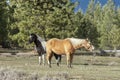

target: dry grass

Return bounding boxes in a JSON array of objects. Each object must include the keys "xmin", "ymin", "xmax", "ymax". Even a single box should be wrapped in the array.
[
  {"xmin": 0, "ymin": 68, "xmax": 39, "ymax": 80},
  {"xmin": 0, "ymin": 53, "xmax": 120, "ymax": 80},
  {"xmin": 0, "ymin": 68, "xmax": 70, "ymax": 80}
]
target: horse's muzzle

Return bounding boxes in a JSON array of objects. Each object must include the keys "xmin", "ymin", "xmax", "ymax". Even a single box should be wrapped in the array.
[{"xmin": 88, "ymin": 45, "xmax": 95, "ymax": 52}]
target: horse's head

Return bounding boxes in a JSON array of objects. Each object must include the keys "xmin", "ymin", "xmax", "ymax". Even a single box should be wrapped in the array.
[
  {"xmin": 29, "ymin": 33, "xmax": 37, "ymax": 43},
  {"xmin": 83, "ymin": 38, "xmax": 94, "ymax": 51}
]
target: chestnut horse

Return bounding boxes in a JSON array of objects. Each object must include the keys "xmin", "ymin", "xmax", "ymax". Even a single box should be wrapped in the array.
[{"xmin": 46, "ymin": 38, "xmax": 94, "ymax": 68}]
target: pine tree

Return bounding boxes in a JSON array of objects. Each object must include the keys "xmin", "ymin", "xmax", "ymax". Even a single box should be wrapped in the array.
[
  {"xmin": 99, "ymin": 0, "xmax": 117, "ymax": 49},
  {"xmin": 0, "ymin": 0, "xmax": 10, "ymax": 48},
  {"xmin": 84, "ymin": 0, "xmax": 99, "ymax": 47},
  {"xmin": 9, "ymin": 0, "xmax": 77, "ymax": 48}
]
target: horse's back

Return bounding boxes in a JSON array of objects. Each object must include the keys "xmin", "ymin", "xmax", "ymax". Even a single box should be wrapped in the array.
[
  {"xmin": 46, "ymin": 38, "xmax": 70, "ymax": 47},
  {"xmin": 46, "ymin": 38, "xmax": 64, "ymax": 49}
]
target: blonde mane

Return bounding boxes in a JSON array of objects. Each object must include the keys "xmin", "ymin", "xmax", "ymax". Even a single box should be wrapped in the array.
[{"xmin": 68, "ymin": 38, "xmax": 85, "ymax": 49}]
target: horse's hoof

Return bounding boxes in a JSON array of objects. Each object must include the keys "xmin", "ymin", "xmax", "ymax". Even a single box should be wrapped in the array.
[
  {"xmin": 67, "ymin": 66, "xmax": 72, "ymax": 68},
  {"xmin": 49, "ymin": 65, "xmax": 52, "ymax": 68},
  {"xmin": 70, "ymin": 66, "xmax": 72, "ymax": 68},
  {"xmin": 39, "ymin": 63, "xmax": 42, "ymax": 65},
  {"xmin": 57, "ymin": 63, "xmax": 59, "ymax": 66}
]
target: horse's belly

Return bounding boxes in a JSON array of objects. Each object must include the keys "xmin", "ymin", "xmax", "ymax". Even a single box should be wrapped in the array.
[{"xmin": 52, "ymin": 48, "xmax": 65, "ymax": 55}]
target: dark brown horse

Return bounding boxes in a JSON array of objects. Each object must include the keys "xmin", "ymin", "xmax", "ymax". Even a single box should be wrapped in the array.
[{"xmin": 46, "ymin": 38, "xmax": 94, "ymax": 68}]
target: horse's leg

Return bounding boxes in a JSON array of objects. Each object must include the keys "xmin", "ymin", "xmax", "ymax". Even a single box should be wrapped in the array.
[
  {"xmin": 57, "ymin": 55, "xmax": 62, "ymax": 66},
  {"xmin": 56, "ymin": 55, "xmax": 61, "ymax": 66},
  {"xmin": 53, "ymin": 53, "xmax": 59, "ymax": 66},
  {"xmin": 48, "ymin": 54, "xmax": 53, "ymax": 68},
  {"xmin": 54, "ymin": 53, "xmax": 61, "ymax": 66},
  {"xmin": 39, "ymin": 55, "xmax": 42, "ymax": 65},
  {"xmin": 66, "ymin": 53, "xmax": 71, "ymax": 68},
  {"xmin": 42, "ymin": 54, "xmax": 45, "ymax": 65},
  {"xmin": 70, "ymin": 54, "xmax": 73, "ymax": 68},
  {"xmin": 47, "ymin": 51, "xmax": 53, "ymax": 68},
  {"xmin": 37, "ymin": 51, "xmax": 42, "ymax": 65}
]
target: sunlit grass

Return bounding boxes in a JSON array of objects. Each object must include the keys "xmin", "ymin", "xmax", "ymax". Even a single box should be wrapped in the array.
[{"xmin": 0, "ymin": 55, "xmax": 120, "ymax": 80}]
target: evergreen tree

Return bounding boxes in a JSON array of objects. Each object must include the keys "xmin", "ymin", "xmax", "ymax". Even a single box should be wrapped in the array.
[
  {"xmin": 9, "ymin": 0, "xmax": 77, "ymax": 48},
  {"xmin": 99, "ymin": 0, "xmax": 117, "ymax": 49},
  {"xmin": 84, "ymin": 0, "xmax": 99, "ymax": 47},
  {"xmin": 0, "ymin": 0, "xmax": 10, "ymax": 48},
  {"xmin": 94, "ymin": 2, "xmax": 102, "ymax": 33}
]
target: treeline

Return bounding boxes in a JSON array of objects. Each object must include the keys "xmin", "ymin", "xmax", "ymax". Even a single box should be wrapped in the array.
[{"xmin": 0, "ymin": 0, "xmax": 120, "ymax": 50}]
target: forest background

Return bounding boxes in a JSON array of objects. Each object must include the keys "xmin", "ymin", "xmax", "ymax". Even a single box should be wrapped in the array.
[{"xmin": 0, "ymin": 0, "xmax": 120, "ymax": 51}]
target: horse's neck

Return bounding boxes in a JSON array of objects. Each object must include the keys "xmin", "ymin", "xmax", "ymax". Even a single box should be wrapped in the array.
[
  {"xmin": 34, "ymin": 40, "xmax": 42, "ymax": 47},
  {"xmin": 68, "ymin": 38, "xmax": 84, "ymax": 49}
]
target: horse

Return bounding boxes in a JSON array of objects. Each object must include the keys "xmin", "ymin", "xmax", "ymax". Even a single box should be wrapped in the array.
[
  {"xmin": 46, "ymin": 38, "xmax": 94, "ymax": 68},
  {"xmin": 29, "ymin": 33, "xmax": 61, "ymax": 65}
]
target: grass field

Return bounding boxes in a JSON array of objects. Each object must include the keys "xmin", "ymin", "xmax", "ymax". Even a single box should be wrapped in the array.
[{"xmin": 0, "ymin": 53, "xmax": 120, "ymax": 80}]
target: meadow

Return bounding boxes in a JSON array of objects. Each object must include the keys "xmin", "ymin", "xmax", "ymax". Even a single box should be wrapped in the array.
[{"xmin": 0, "ymin": 52, "xmax": 120, "ymax": 80}]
